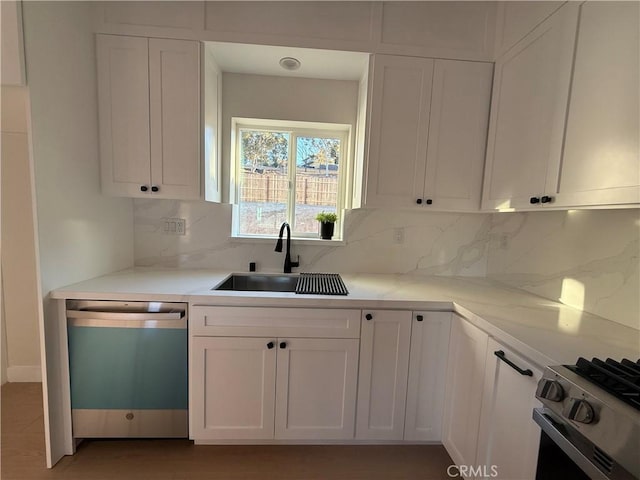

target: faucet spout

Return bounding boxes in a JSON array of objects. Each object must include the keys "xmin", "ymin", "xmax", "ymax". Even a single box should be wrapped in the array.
[{"xmin": 274, "ymin": 222, "xmax": 299, "ymax": 273}]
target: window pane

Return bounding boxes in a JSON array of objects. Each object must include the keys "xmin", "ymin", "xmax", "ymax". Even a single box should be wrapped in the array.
[
  {"xmin": 294, "ymin": 136, "xmax": 340, "ymax": 235},
  {"xmin": 238, "ymin": 130, "xmax": 290, "ymax": 236}
]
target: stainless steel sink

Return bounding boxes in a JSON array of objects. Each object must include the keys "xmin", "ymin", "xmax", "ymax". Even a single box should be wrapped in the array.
[{"xmin": 213, "ymin": 273, "xmax": 299, "ymax": 292}]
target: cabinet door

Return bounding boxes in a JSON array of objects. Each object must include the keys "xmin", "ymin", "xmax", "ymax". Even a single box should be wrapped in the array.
[
  {"xmin": 275, "ymin": 338, "xmax": 358, "ymax": 440},
  {"xmin": 556, "ymin": 2, "xmax": 639, "ymax": 207},
  {"xmin": 482, "ymin": 3, "xmax": 579, "ymax": 210},
  {"xmin": 364, "ymin": 54, "xmax": 434, "ymax": 208},
  {"xmin": 476, "ymin": 339, "xmax": 543, "ymax": 480},
  {"xmin": 442, "ymin": 315, "xmax": 489, "ymax": 473},
  {"xmin": 190, "ymin": 337, "xmax": 276, "ymax": 440},
  {"xmin": 149, "ymin": 38, "xmax": 200, "ymax": 200},
  {"xmin": 423, "ymin": 60, "xmax": 493, "ymax": 211},
  {"xmin": 404, "ymin": 312, "xmax": 451, "ymax": 442},
  {"xmin": 356, "ymin": 310, "xmax": 411, "ymax": 440},
  {"xmin": 97, "ymin": 34, "xmax": 151, "ymax": 197}
]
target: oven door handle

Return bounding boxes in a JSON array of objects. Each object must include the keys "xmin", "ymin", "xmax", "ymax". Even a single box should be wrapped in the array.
[{"xmin": 532, "ymin": 408, "xmax": 609, "ymax": 480}]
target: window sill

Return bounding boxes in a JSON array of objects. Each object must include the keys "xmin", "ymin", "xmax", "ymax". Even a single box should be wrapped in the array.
[{"xmin": 230, "ymin": 235, "xmax": 346, "ymax": 246}]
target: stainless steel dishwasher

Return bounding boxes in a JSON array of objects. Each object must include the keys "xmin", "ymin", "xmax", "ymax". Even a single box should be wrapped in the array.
[{"xmin": 66, "ymin": 300, "xmax": 188, "ymax": 438}]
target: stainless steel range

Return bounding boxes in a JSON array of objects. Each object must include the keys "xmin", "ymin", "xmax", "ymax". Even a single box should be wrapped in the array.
[{"xmin": 534, "ymin": 357, "xmax": 640, "ymax": 480}]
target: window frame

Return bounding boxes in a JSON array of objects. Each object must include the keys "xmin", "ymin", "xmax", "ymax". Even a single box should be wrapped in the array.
[{"xmin": 230, "ymin": 117, "xmax": 352, "ymax": 240}]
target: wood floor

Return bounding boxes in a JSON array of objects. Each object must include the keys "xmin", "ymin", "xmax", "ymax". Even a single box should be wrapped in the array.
[{"xmin": 1, "ymin": 383, "xmax": 454, "ymax": 479}]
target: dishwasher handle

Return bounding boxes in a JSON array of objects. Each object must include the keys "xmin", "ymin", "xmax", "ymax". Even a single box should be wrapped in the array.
[{"xmin": 67, "ymin": 310, "xmax": 186, "ymax": 329}]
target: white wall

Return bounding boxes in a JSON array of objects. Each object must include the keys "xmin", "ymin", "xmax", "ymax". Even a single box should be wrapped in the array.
[
  {"xmin": 487, "ymin": 209, "xmax": 640, "ymax": 330},
  {"xmin": 22, "ymin": 1, "xmax": 134, "ymax": 297},
  {"xmin": 18, "ymin": 1, "xmax": 135, "ymax": 385},
  {"xmin": 1, "ymin": 86, "xmax": 41, "ymax": 381}
]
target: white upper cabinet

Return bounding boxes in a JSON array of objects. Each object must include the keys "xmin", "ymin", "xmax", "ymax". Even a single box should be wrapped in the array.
[
  {"xmin": 97, "ymin": 34, "xmax": 200, "ymax": 199},
  {"xmin": 482, "ymin": 3, "xmax": 579, "ymax": 211},
  {"xmin": 557, "ymin": 1, "xmax": 639, "ymax": 207},
  {"xmin": 97, "ymin": 35, "xmax": 151, "ymax": 196},
  {"xmin": 423, "ymin": 60, "xmax": 493, "ymax": 211},
  {"xmin": 149, "ymin": 38, "xmax": 200, "ymax": 199},
  {"xmin": 203, "ymin": 46, "xmax": 222, "ymax": 203},
  {"xmin": 364, "ymin": 55, "xmax": 492, "ymax": 211},
  {"xmin": 378, "ymin": 2, "xmax": 496, "ymax": 61},
  {"xmin": 494, "ymin": 1, "xmax": 566, "ymax": 58},
  {"xmin": 365, "ymin": 54, "xmax": 434, "ymax": 209}
]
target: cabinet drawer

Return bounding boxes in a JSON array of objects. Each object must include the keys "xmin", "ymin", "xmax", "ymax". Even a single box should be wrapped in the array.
[{"xmin": 190, "ymin": 306, "xmax": 361, "ymax": 338}]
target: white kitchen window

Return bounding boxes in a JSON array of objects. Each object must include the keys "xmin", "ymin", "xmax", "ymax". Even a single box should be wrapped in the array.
[{"xmin": 231, "ymin": 118, "xmax": 350, "ymax": 240}]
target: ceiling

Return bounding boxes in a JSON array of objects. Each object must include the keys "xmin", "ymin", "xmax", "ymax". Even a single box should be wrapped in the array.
[{"xmin": 204, "ymin": 42, "xmax": 369, "ymax": 81}]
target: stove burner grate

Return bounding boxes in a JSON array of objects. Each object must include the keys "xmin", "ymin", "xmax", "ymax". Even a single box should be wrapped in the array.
[{"xmin": 567, "ymin": 357, "xmax": 640, "ymax": 410}]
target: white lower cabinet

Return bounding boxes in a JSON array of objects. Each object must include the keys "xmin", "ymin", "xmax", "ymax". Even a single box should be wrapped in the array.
[
  {"xmin": 404, "ymin": 312, "xmax": 451, "ymax": 442},
  {"xmin": 190, "ymin": 333, "xmax": 358, "ymax": 441},
  {"xmin": 356, "ymin": 310, "xmax": 452, "ymax": 442},
  {"xmin": 190, "ymin": 336, "xmax": 276, "ymax": 440},
  {"xmin": 442, "ymin": 315, "xmax": 489, "ymax": 473},
  {"xmin": 476, "ymin": 338, "xmax": 543, "ymax": 480},
  {"xmin": 356, "ymin": 310, "xmax": 412, "ymax": 440},
  {"xmin": 275, "ymin": 338, "xmax": 359, "ymax": 440}
]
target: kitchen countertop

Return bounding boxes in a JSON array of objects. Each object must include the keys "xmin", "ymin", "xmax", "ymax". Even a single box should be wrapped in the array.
[{"xmin": 51, "ymin": 268, "xmax": 640, "ymax": 367}]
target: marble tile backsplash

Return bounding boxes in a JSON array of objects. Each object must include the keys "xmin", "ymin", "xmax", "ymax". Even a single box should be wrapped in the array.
[
  {"xmin": 134, "ymin": 199, "xmax": 491, "ymax": 276},
  {"xmin": 486, "ymin": 209, "xmax": 640, "ymax": 330},
  {"xmin": 134, "ymin": 200, "xmax": 639, "ymax": 329}
]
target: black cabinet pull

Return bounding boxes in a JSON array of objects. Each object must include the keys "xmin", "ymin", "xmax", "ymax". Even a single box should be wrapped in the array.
[
  {"xmin": 140, "ymin": 185, "xmax": 149, "ymax": 192},
  {"xmin": 541, "ymin": 195, "xmax": 553, "ymax": 204},
  {"xmin": 151, "ymin": 185, "xmax": 159, "ymax": 192},
  {"xmin": 529, "ymin": 197, "xmax": 540, "ymax": 204},
  {"xmin": 267, "ymin": 341, "xmax": 274, "ymax": 349},
  {"xmin": 425, "ymin": 199, "xmax": 433, "ymax": 205},
  {"xmin": 279, "ymin": 341, "xmax": 287, "ymax": 349},
  {"xmin": 416, "ymin": 314, "xmax": 423, "ymax": 322},
  {"xmin": 365, "ymin": 313, "xmax": 373, "ymax": 321},
  {"xmin": 494, "ymin": 350, "xmax": 533, "ymax": 376},
  {"xmin": 416, "ymin": 198, "xmax": 423, "ymax": 205}
]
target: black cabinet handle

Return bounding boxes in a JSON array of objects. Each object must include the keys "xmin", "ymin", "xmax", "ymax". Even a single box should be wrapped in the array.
[
  {"xmin": 365, "ymin": 313, "xmax": 373, "ymax": 321},
  {"xmin": 279, "ymin": 341, "xmax": 287, "ymax": 349},
  {"xmin": 494, "ymin": 350, "xmax": 533, "ymax": 376},
  {"xmin": 267, "ymin": 341, "xmax": 274, "ymax": 349},
  {"xmin": 541, "ymin": 195, "xmax": 553, "ymax": 204},
  {"xmin": 416, "ymin": 198, "xmax": 423, "ymax": 205},
  {"xmin": 151, "ymin": 185, "xmax": 159, "ymax": 192},
  {"xmin": 416, "ymin": 314, "xmax": 423, "ymax": 322},
  {"xmin": 529, "ymin": 197, "xmax": 540, "ymax": 204},
  {"xmin": 140, "ymin": 185, "xmax": 149, "ymax": 192},
  {"xmin": 425, "ymin": 199, "xmax": 433, "ymax": 205}
]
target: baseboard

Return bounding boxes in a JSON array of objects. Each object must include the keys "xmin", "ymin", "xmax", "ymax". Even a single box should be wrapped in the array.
[{"xmin": 7, "ymin": 365, "xmax": 42, "ymax": 382}]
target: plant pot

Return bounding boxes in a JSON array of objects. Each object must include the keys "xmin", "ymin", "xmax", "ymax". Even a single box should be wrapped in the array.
[{"xmin": 319, "ymin": 221, "xmax": 335, "ymax": 240}]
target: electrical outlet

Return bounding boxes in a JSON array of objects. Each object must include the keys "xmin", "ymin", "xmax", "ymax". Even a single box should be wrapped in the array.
[
  {"xmin": 393, "ymin": 227, "xmax": 405, "ymax": 245},
  {"xmin": 163, "ymin": 218, "xmax": 186, "ymax": 236},
  {"xmin": 499, "ymin": 233, "xmax": 509, "ymax": 250}
]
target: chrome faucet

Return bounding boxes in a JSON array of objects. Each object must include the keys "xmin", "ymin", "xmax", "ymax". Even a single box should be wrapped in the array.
[{"xmin": 274, "ymin": 222, "xmax": 300, "ymax": 274}]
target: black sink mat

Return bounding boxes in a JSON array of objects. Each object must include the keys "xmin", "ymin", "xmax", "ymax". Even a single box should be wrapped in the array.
[{"xmin": 295, "ymin": 273, "xmax": 348, "ymax": 296}]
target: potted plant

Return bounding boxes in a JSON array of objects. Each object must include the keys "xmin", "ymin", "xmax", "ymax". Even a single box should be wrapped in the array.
[{"xmin": 316, "ymin": 212, "xmax": 338, "ymax": 240}]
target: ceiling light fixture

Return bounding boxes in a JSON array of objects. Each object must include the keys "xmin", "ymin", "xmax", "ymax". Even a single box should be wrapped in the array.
[{"xmin": 279, "ymin": 56, "xmax": 301, "ymax": 71}]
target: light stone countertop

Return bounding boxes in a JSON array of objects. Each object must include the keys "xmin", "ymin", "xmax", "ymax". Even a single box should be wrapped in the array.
[{"xmin": 51, "ymin": 268, "xmax": 640, "ymax": 367}]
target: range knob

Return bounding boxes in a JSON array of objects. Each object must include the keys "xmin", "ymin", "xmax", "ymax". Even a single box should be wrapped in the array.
[
  {"xmin": 563, "ymin": 398, "xmax": 596, "ymax": 424},
  {"xmin": 536, "ymin": 379, "xmax": 564, "ymax": 402}
]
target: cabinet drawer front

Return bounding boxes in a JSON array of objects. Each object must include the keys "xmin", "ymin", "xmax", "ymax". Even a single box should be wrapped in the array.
[{"xmin": 190, "ymin": 306, "xmax": 361, "ymax": 338}]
